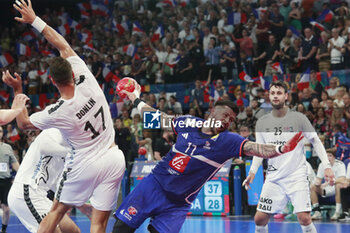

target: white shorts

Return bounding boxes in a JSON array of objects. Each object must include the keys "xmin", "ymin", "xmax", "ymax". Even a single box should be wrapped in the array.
[
  {"xmin": 321, "ymin": 185, "xmax": 335, "ymax": 198},
  {"xmin": 257, "ymin": 176, "xmax": 312, "ymax": 214},
  {"xmin": 56, "ymin": 146, "xmax": 125, "ymax": 211},
  {"xmin": 8, "ymin": 182, "xmax": 52, "ymax": 233}
]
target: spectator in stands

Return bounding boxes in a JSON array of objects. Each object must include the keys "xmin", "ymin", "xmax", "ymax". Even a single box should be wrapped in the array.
[
  {"xmin": 239, "ymin": 106, "xmax": 257, "ymax": 134},
  {"xmin": 176, "ymin": 45, "xmax": 194, "ymax": 83},
  {"xmin": 91, "ymin": 53, "xmax": 104, "ymax": 85},
  {"xmin": 4, "ymin": 124, "xmax": 20, "ymax": 152},
  {"xmin": 300, "ymin": 28, "xmax": 318, "ymax": 72},
  {"xmin": 236, "ymin": 99, "xmax": 246, "ymax": 123},
  {"xmin": 191, "ymin": 70, "xmax": 211, "ymax": 113},
  {"xmin": 331, "ymin": 108, "xmax": 348, "ymax": 134},
  {"xmin": 308, "ymin": 97, "xmax": 321, "ymax": 116},
  {"xmin": 268, "ymin": 3, "xmax": 285, "ymax": 43},
  {"xmin": 280, "ymin": 37, "xmax": 298, "ymax": 74},
  {"xmin": 313, "ymin": 107, "xmax": 330, "ymax": 135},
  {"xmin": 329, "ymin": 28, "xmax": 345, "ymax": 70},
  {"xmin": 320, "ymin": 90, "xmax": 330, "ymax": 109},
  {"xmin": 311, "ymin": 150, "xmax": 346, "ymax": 220},
  {"xmin": 343, "ymin": 31, "xmax": 350, "ymax": 69},
  {"xmin": 204, "ymin": 37, "xmax": 221, "ymax": 80},
  {"xmin": 167, "ymin": 95, "xmax": 183, "ymax": 115},
  {"xmin": 134, "ymin": 129, "xmax": 153, "ymax": 161},
  {"xmin": 309, "ymin": 70, "xmax": 324, "ymax": 99},
  {"xmin": 288, "ymin": 1, "xmax": 302, "ymax": 31},
  {"xmin": 145, "ymin": 54, "xmax": 162, "ymax": 84},
  {"xmin": 219, "ymin": 43, "xmax": 237, "ymax": 80},
  {"xmin": 254, "ymin": 34, "xmax": 280, "ymax": 76},
  {"xmin": 157, "ymin": 97, "xmax": 168, "ymax": 113},
  {"xmin": 214, "ymin": 79, "xmax": 226, "ymax": 99},
  {"xmin": 256, "ymin": 12, "xmax": 271, "ymax": 56},
  {"xmin": 280, "ymin": 28, "xmax": 294, "ymax": 49},
  {"xmin": 154, "ymin": 130, "xmax": 174, "ymax": 161},
  {"xmin": 334, "ymin": 87, "xmax": 346, "ymax": 108},
  {"xmin": 316, "ymin": 31, "xmax": 331, "ymax": 72},
  {"xmin": 114, "ymin": 118, "xmax": 130, "ymax": 162},
  {"xmin": 280, "ymin": 0, "xmax": 292, "ymax": 23},
  {"xmin": 327, "ymin": 77, "xmax": 340, "ymax": 99},
  {"xmin": 121, "ymin": 109, "xmax": 132, "ymax": 130},
  {"xmin": 238, "ymin": 125, "xmax": 255, "ymax": 142}
]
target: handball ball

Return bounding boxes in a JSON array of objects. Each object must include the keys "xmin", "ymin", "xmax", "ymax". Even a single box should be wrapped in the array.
[
  {"xmin": 138, "ymin": 147, "xmax": 147, "ymax": 155},
  {"xmin": 116, "ymin": 77, "xmax": 136, "ymax": 99}
]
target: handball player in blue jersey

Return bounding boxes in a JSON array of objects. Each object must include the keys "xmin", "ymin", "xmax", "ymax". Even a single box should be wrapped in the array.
[{"xmin": 113, "ymin": 80, "xmax": 304, "ymax": 233}]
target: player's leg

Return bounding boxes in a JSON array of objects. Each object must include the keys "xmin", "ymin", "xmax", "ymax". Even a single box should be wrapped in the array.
[
  {"xmin": 37, "ymin": 200, "xmax": 71, "ymax": 233},
  {"xmin": 57, "ymin": 214, "xmax": 81, "ymax": 233},
  {"xmin": 331, "ymin": 183, "xmax": 343, "ymax": 220},
  {"xmin": 1, "ymin": 178, "xmax": 12, "ymax": 233},
  {"xmin": 148, "ymin": 203, "xmax": 191, "ymax": 233},
  {"xmin": 112, "ymin": 218, "xmax": 136, "ymax": 233},
  {"xmin": 1, "ymin": 203, "xmax": 10, "ymax": 233},
  {"xmin": 90, "ymin": 146, "xmax": 125, "ymax": 233},
  {"xmin": 310, "ymin": 184, "xmax": 323, "ymax": 219},
  {"xmin": 254, "ymin": 211, "xmax": 270, "ymax": 233},
  {"xmin": 90, "ymin": 209, "xmax": 110, "ymax": 233},
  {"xmin": 254, "ymin": 182, "xmax": 287, "ymax": 233},
  {"xmin": 288, "ymin": 180, "xmax": 316, "ymax": 233}
]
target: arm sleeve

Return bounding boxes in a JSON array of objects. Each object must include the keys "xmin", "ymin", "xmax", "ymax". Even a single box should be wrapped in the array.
[
  {"xmin": 38, "ymin": 138, "xmax": 68, "ymax": 157},
  {"xmin": 337, "ymin": 162, "xmax": 346, "ymax": 178},
  {"xmin": 250, "ymin": 123, "xmax": 265, "ymax": 174},
  {"xmin": 347, "ymin": 163, "xmax": 350, "ymax": 179},
  {"xmin": 302, "ymin": 114, "xmax": 331, "ymax": 168},
  {"xmin": 29, "ymin": 104, "xmax": 67, "ymax": 130},
  {"xmin": 316, "ymin": 163, "xmax": 324, "ymax": 179},
  {"xmin": 226, "ymin": 133, "xmax": 248, "ymax": 159}
]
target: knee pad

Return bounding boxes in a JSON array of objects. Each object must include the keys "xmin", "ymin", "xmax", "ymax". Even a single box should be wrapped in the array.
[
  {"xmin": 147, "ymin": 224, "xmax": 160, "ymax": 233},
  {"xmin": 112, "ymin": 218, "xmax": 135, "ymax": 233}
]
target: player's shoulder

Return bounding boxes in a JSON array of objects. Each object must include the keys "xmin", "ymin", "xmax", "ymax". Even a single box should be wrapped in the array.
[
  {"xmin": 1, "ymin": 142, "xmax": 13, "ymax": 150},
  {"xmin": 45, "ymin": 99, "xmax": 65, "ymax": 115},
  {"xmin": 334, "ymin": 159, "xmax": 345, "ymax": 166},
  {"xmin": 256, "ymin": 112, "xmax": 272, "ymax": 124}
]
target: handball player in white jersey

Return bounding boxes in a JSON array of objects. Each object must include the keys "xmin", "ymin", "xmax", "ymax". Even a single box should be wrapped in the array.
[
  {"xmin": 243, "ymin": 81, "xmax": 335, "ymax": 233},
  {"xmin": 4, "ymin": 1, "xmax": 125, "ymax": 232},
  {"xmin": 7, "ymin": 128, "xmax": 84, "ymax": 233}
]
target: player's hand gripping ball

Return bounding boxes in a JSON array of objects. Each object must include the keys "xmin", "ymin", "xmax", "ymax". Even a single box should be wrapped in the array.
[{"xmin": 116, "ymin": 77, "xmax": 136, "ymax": 99}]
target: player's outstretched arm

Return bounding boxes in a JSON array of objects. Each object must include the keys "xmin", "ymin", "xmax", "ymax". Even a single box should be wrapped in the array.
[
  {"xmin": 12, "ymin": 94, "xmax": 38, "ymax": 130},
  {"xmin": 13, "ymin": 0, "xmax": 76, "ymax": 59},
  {"xmin": 243, "ymin": 131, "xmax": 303, "ymax": 159},
  {"xmin": 121, "ymin": 80, "xmax": 173, "ymax": 128}
]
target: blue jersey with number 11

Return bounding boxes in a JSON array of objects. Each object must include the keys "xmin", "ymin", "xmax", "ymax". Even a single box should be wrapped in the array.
[{"xmin": 152, "ymin": 116, "xmax": 247, "ymax": 204}]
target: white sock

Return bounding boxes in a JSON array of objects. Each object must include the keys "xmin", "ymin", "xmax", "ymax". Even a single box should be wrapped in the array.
[
  {"xmin": 336, "ymin": 203, "xmax": 342, "ymax": 213},
  {"xmin": 312, "ymin": 203, "xmax": 319, "ymax": 208},
  {"xmin": 255, "ymin": 225, "xmax": 268, "ymax": 233},
  {"xmin": 301, "ymin": 223, "xmax": 317, "ymax": 233}
]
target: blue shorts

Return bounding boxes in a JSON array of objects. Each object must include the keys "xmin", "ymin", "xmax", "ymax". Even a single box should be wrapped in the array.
[{"xmin": 114, "ymin": 174, "xmax": 191, "ymax": 233}]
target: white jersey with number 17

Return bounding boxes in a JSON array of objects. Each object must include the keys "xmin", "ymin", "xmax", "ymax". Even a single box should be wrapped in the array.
[
  {"xmin": 255, "ymin": 109, "xmax": 317, "ymax": 182},
  {"xmin": 29, "ymin": 56, "xmax": 114, "ymax": 169}
]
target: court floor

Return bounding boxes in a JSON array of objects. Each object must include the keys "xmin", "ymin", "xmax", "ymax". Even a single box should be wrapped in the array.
[{"xmin": 4, "ymin": 214, "xmax": 350, "ymax": 233}]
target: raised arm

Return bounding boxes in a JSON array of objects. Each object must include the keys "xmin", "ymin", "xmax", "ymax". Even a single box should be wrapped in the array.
[
  {"xmin": 243, "ymin": 131, "xmax": 303, "ymax": 159},
  {"xmin": 13, "ymin": 0, "xmax": 76, "ymax": 59},
  {"xmin": 121, "ymin": 80, "xmax": 173, "ymax": 129}
]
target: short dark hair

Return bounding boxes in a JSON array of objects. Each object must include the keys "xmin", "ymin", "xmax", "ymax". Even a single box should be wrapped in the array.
[
  {"xmin": 214, "ymin": 100, "xmax": 238, "ymax": 115},
  {"xmin": 49, "ymin": 57, "xmax": 73, "ymax": 85},
  {"xmin": 269, "ymin": 80, "xmax": 288, "ymax": 93}
]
